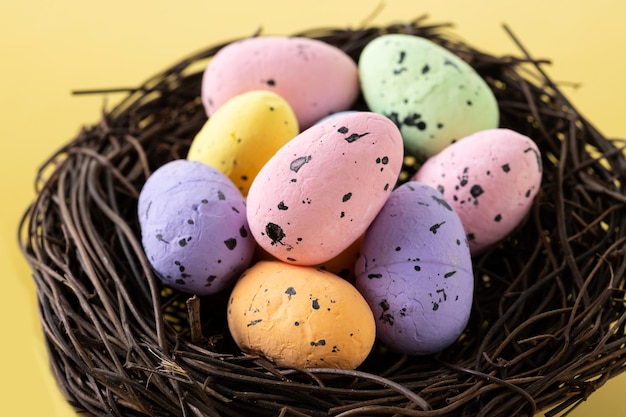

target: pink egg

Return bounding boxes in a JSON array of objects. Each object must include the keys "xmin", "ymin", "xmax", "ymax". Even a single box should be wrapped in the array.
[
  {"xmin": 413, "ymin": 128, "xmax": 542, "ymax": 254},
  {"xmin": 201, "ymin": 36, "xmax": 359, "ymax": 129},
  {"xmin": 246, "ymin": 111, "xmax": 404, "ymax": 265}
]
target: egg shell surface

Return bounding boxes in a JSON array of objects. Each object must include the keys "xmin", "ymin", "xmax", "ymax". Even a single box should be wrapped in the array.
[
  {"xmin": 246, "ymin": 111, "xmax": 404, "ymax": 265},
  {"xmin": 201, "ymin": 36, "xmax": 360, "ymax": 129},
  {"xmin": 137, "ymin": 160, "xmax": 255, "ymax": 295},
  {"xmin": 413, "ymin": 128, "xmax": 543, "ymax": 254},
  {"xmin": 227, "ymin": 260, "xmax": 376, "ymax": 369},
  {"xmin": 355, "ymin": 181, "xmax": 474, "ymax": 355},
  {"xmin": 359, "ymin": 34, "xmax": 499, "ymax": 160},
  {"xmin": 188, "ymin": 90, "xmax": 299, "ymax": 196}
]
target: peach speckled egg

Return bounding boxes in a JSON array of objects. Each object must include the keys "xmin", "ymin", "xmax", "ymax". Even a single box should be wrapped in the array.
[
  {"xmin": 201, "ymin": 36, "xmax": 359, "ymax": 129},
  {"xmin": 227, "ymin": 260, "xmax": 376, "ymax": 369},
  {"xmin": 413, "ymin": 128, "xmax": 543, "ymax": 254},
  {"xmin": 246, "ymin": 111, "xmax": 404, "ymax": 266}
]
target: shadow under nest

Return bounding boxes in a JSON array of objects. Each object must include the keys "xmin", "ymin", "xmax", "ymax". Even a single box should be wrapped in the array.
[{"xmin": 18, "ymin": 15, "xmax": 626, "ymax": 417}]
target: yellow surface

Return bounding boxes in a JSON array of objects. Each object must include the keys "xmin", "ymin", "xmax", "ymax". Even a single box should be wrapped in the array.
[{"xmin": 2, "ymin": 0, "xmax": 625, "ymax": 415}]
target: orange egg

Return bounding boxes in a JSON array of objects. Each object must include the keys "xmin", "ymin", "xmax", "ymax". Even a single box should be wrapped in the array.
[{"xmin": 227, "ymin": 260, "xmax": 375, "ymax": 369}]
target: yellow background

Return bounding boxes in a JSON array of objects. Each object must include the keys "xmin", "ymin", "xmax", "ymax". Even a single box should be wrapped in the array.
[{"xmin": 2, "ymin": 0, "xmax": 625, "ymax": 415}]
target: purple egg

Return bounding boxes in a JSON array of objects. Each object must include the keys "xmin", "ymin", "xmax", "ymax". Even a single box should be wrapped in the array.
[
  {"xmin": 355, "ymin": 181, "xmax": 474, "ymax": 355},
  {"xmin": 137, "ymin": 160, "xmax": 255, "ymax": 295}
]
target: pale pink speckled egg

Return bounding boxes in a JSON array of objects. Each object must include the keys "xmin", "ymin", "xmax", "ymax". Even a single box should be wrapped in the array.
[
  {"xmin": 246, "ymin": 111, "xmax": 404, "ymax": 266},
  {"xmin": 201, "ymin": 36, "xmax": 359, "ymax": 129},
  {"xmin": 413, "ymin": 128, "xmax": 543, "ymax": 254}
]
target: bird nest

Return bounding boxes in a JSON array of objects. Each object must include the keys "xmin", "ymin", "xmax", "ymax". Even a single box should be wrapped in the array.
[{"xmin": 18, "ymin": 16, "xmax": 626, "ymax": 417}]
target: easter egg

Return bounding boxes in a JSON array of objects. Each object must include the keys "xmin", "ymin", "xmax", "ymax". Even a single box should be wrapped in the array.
[
  {"xmin": 137, "ymin": 160, "xmax": 255, "ymax": 295},
  {"xmin": 201, "ymin": 36, "xmax": 359, "ymax": 129},
  {"xmin": 187, "ymin": 90, "xmax": 299, "ymax": 195},
  {"xmin": 413, "ymin": 128, "xmax": 543, "ymax": 254},
  {"xmin": 359, "ymin": 34, "xmax": 499, "ymax": 159},
  {"xmin": 227, "ymin": 260, "xmax": 376, "ymax": 369},
  {"xmin": 355, "ymin": 181, "xmax": 474, "ymax": 355},
  {"xmin": 246, "ymin": 111, "xmax": 404, "ymax": 265}
]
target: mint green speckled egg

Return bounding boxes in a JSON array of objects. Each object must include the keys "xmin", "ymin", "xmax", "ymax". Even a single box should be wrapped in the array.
[{"xmin": 359, "ymin": 34, "xmax": 499, "ymax": 160}]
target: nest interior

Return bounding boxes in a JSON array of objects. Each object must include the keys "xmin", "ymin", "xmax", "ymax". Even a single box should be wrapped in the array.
[{"xmin": 18, "ymin": 16, "xmax": 626, "ymax": 417}]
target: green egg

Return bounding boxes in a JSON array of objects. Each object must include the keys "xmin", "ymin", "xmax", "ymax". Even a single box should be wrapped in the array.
[{"xmin": 358, "ymin": 34, "xmax": 499, "ymax": 160}]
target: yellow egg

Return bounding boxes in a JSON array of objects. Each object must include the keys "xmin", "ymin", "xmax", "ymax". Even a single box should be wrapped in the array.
[
  {"xmin": 227, "ymin": 260, "xmax": 376, "ymax": 369},
  {"xmin": 187, "ymin": 90, "xmax": 299, "ymax": 195}
]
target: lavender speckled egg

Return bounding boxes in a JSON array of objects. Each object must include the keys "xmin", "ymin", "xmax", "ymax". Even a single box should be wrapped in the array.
[
  {"xmin": 355, "ymin": 181, "xmax": 474, "ymax": 356},
  {"xmin": 246, "ymin": 111, "xmax": 404, "ymax": 266},
  {"xmin": 413, "ymin": 128, "xmax": 543, "ymax": 254},
  {"xmin": 359, "ymin": 34, "xmax": 499, "ymax": 160},
  {"xmin": 201, "ymin": 36, "xmax": 359, "ymax": 129},
  {"xmin": 137, "ymin": 160, "xmax": 255, "ymax": 295}
]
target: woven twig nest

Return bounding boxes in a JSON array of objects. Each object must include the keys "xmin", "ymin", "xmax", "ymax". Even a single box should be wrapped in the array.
[{"xmin": 19, "ymin": 16, "xmax": 626, "ymax": 417}]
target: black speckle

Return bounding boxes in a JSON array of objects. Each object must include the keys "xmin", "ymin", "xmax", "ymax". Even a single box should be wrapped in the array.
[
  {"xmin": 414, "ymin": 265, "xmax": 421, "ymax": 272},
  {"xmin": 429, "ymin": 222, "xmax": 446, "ymax": 234},
  {"xmin": 224, "ymin": 238, "xmax": 237, "ymax": 250},
  {"xmin": 466, "ymin": 100, "xmax": 473, "ymax": 106},
  {"xmin": 217, "ymin": 190, "xmax": 225, "ymax": 200},
  {"xmin": 266, "ymin": 79, "xmax": 276, "ymax": 86},
  {"xmin": 294, "ymin": 321, "xmax": 300, "ymax": 326},
  {"xmin": 344, "ymin": 132, "xmax": 370, "ymax": 143},
  {"xmin": 266, "ymin": 223, "xmax": 286, "ymax": 245},
  {"xmin": 395, "ymin": 246, "xmax": 401, "ymax": 251},
  {"xmin": 201, "ymin": 199, "xmax": 209, "ymax": 204},
  {"xmin": 287, "ymin": 257, "xmax": 296, "ymax": 262},
  {"xmin": 432, "ymin": 302, "xmax": 439, "ymax": 311},
  {"xmin": 310, "ymin": 339, "xmax": 326, "ymax": 346},
  {"xmin": 231, "ymin": 206, "xmax": 240, "ymax": 213},
  {"xmin": 393, "ymin": 67, "xmax": 407, "ymax": 75},
  {"xmin": 175, "ymin": 279, "xmax": 185, "ymax": 285},
  {"xmin": 432, "ymin": 194, "xmax": 452, "ymax": 211},
  {"xmin": 156, "ymin": 234, "xmax": 169, "ymax": 244},
  {"xmin": 247, "ymin": 319, "xmax": 263, "ymax": 327},
  {"xmin": 525, "ymin": 189, "xmax": 532, "ymax": 198},
  {"xmin": 285, "ymin": 287, "xmax": 296, "ymax": 299},
  {"xmin": 278, "ymin": 201, "xmax": 289, "ymax": 210},
  {"xmin": 337, "ymin": 126, "xmax": 349, "ymax": 134},
  {"xmin": 342, "ymin": 192, "xmax": 352, "ymax": 202},
  {"xmin": 444, "ymin": 271, "xmax": 457, "ymax": 278},
  {"xmin": 467, "ymin": 233, "xmax": 476, "ymax": 241},
  {"xmin": 398, "ymin": 50, "xmax": 406, "ymax": 64},
  {"xmin": 403, "ymin": 113, "xmax": 421, "ymax": 127},
  {"xmin": 470, "ymin": 185, "xmax": 484, "ymax": 198},
  {"xmin": 368, "ymin": 273, "xmax": 383, "ymax": 279},
  {"xmin": 290, "ymin": 155, "xmax": 312, "ymax": 173},
  {"xmin": 502, "ymin": 163, "xmax": 511, "ymax": 173},
  {"xmin": 179, "ymin": 238, "xmax": 189, "ymax": 247},
  {"xmin": 311, "ymin": 299, "xmax": 320, "ymax": 310},
  {"xmin": 239, "ymin": 226, "xmax": 248, "ymax": 238},
  {"xmin": 340, "ymin": 211, "xmax": 345, "ymax": 218},
  {"xmin": 379, "ymin": 299, "xmax": 394, "ymax": 325},
  {"xmin": 494, "ymin": 214, "xmax": 502, "ymax": 222},
  {"xmin": 422, "ymin": 64, "xmax": 430, "ymax": 74}
]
